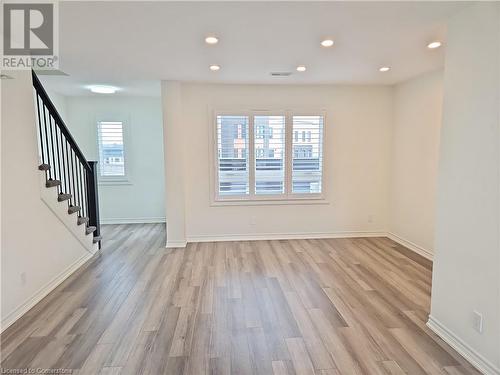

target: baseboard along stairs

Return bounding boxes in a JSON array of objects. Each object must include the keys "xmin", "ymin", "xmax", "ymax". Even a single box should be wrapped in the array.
[{"xmin": 38, "ymin": 164, "xmax": 100, "ymax": 252}]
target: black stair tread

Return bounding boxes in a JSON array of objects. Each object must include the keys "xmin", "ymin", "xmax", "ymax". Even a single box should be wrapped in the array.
[
  {"xmin": 86, "ymin": 226, "xmax": 97, "ymax": 235},
  {"xmin": 38, "ymin": 164, "xmax": 50, "ymax": 171},
  {"xmin": 93, "ymin": 235, "xmax": 102, "ymax": 243},
  {"xmin": 77, "ymin": 217, "xmax": 89, "ymax": 225},
  {"xmin": 58, "ymin": 193, "xmax": 72, "ymax": 202},
  {"xmin": 46, "ymin": 179, "xmax": 61, "ymax": 188},
  {"xmin": 68, "ymin": 205, "xmax": 81, "ymax": 214}
]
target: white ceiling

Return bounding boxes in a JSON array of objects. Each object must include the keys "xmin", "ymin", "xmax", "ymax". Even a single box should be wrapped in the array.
[{"xmin": 41, "ymin": 1, "xmax": 470, "ymax": 96}]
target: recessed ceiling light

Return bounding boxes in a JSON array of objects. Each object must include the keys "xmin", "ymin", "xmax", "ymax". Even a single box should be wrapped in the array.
[
  {"xmin": 296, "ymin": 65, "xmax": 307, "ymax": 72},
  {"xmin": 427, "ymin": 41, "xmax": 442, "ymax": 49},
  {"xmin": 379, "ymin": 66, "xmax": 391, "ymax": 72},
  {"xmin": 89, "ymin": 85, "xmax": 118, "ymax": 94},
  {"xmin": 205, "ymin": 36, "xmax": 219, "ymax": 45},
  {"xmin": 321, "ymin": 39, "xmax": 334, "ymax": 47},
  {"xmin": 209, "ymin": 64, "xmax": 221, "ymax": 71}
]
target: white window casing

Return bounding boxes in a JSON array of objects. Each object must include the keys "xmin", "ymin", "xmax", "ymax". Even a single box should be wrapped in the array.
[
  {"xmin": 212, "ymin": 110, "xmax": 326, "ymax": 204},
  {"xmin": 97, "ymin": 120, "xmax": 130, "ymax": 184}
]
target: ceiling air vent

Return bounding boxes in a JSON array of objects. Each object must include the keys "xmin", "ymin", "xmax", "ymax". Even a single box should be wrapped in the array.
[
  {"xmin": 270, "ymin": 72, "xmax": 292, "ymax": 77},
  {"xmin": 34, "ymin": 69, "xmax": 69, "ymax": 76}
]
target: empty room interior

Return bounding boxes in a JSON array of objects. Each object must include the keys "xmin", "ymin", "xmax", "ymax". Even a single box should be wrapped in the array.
[{"xmin": 1, "ymin": 1, "xmax": 500, "ymax": 374}]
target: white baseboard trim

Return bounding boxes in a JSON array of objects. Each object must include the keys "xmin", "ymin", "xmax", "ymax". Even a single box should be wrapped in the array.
[
  {"xmin": 186, "ymin": 230, "xmax": 386, "ymax": 243},
  {"xmin": 165, "ymin": 231, "xmax": 435, "ymax": 264},
  {"xmin": 101, "ymin": 217, "xmax": 166, "ymax": 225},
  {"xmin": 427, "ymin": 315, "xmax": 500, "ymax": 375},
  {"xmin": 386, "ymin": 232, "xmax": 433, "ymax": 261},
  {"xmin": 166, "ymin": 240, "xmax": 188, "ymax": 248},
  {"xmin": 1, "ymin": 251, "xmax": 96, "ymax": 333}
]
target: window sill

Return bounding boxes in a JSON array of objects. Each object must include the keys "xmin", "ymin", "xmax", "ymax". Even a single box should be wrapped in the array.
[
  {"xmin": 98, "ymin": 179, "xmax": 132, "ymax": 186},
  {"xmin": 211, "ymin": 197, "xmax": 329, "ymax": 207}
]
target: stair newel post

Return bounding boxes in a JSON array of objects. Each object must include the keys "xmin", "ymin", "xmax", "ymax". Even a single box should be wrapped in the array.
[{"xmin": 87, "ymin": 161, "xmax": 101, "ymax": 248}]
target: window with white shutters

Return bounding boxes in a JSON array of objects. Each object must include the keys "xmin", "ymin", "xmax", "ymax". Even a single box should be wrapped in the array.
[
  {"xmin": 216, "ymin": 115, "xmax": 249, "ymax": 196},
  {"xmin": 292, "ymin": 115, "xmax": 323, "ymax": 194},
  {"xmin": 254, "ymin": 115, "xmax": 285, "ymax": 195},
  {"xmin": 214, "ymin": 112, "xmax": 324, "ymax": 201},
  {"xmin": 98, "ymin": 121, "xmax": 126, "ymax": 178}
]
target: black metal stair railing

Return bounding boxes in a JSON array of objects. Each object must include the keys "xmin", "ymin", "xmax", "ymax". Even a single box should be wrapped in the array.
[{"xmin": 32, "ymin": 70, "xmax": 101, "ymax": 247}]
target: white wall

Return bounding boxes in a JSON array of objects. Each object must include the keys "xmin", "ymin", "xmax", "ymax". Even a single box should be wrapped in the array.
[
  {"xmin": 46, "ymin": 89, "xmax": 68, "ymax": 123},
  {"xmin": 163, "ymin": 83, "xmax": 393, "ymax": 243},
  {"xmin": 1, "ymin": 71, "xmax": 91, "ymax": 330},
  {"xmin": 389, "ymin": 70, "xmax": 443, "ymax": 258},
  {"xmin": 429, "ymin": 3, "xmax": 500, "ymax": 373},
  {"xmin": 64, "ymin": 96, "xmax": 166, "ymax": 224},
  {"xmin": 162, "ymin": 82, "xmax": 187, "ymax": 246}
]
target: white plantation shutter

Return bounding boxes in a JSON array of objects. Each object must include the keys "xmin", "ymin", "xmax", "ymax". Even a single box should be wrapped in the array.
[
  {"xmin": 216, "ymin": 115, "xmax": 249, "ymax": 196},
  {"xmin": 98, "ymin": 121, "xmax": 125, "ymax": 177},
  {"xmin": 292, "ymin": 115, "xmax": 324, "ymax": 194},
  {"xmin": 254, "ymin": 115, "xmax": 285, "ymax": 195}
]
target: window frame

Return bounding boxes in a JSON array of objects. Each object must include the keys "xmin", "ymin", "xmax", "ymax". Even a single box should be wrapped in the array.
[
  {"xmin": 211, "ymin": 109, "xmax": 326, "ymax": 205},
  {"xmin": 96, "ymin": 118, "xmax": 131, "ymax": 185}
]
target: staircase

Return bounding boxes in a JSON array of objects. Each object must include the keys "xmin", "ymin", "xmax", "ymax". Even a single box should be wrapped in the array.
[{"xmin": 32, "ymin": 70, "xmax": 101, "ymax": 248}]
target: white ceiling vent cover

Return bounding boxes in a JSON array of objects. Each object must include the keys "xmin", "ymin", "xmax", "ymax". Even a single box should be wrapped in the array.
[{"xmin": 270, "ymin": 72, "xmax": 292, "ymax": 77}]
